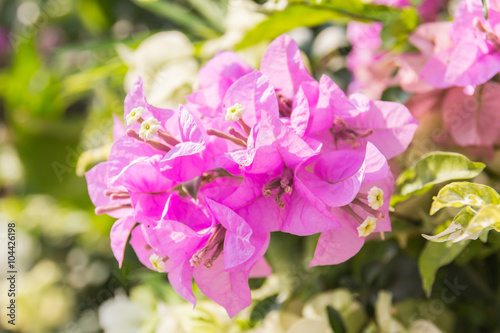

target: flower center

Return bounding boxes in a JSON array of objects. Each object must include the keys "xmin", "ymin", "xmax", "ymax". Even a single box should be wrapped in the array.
[
  {"xmin": 262, "ymin": 168, "xmax": 294, "ymax": 209},
  {"xmin": 276, "ymin": 92, "xmax": 293, "ymax": 117},
  {"xmin": 473, "ymin": 18, "xmax": 500, "ymax": 49},
  {"xmin": 189, "ymin": 224, "xmax": 226, "ymax": 269},
  {"xmin": 330, "ymin": 116, "xmax": 373, "ymax": 149}
]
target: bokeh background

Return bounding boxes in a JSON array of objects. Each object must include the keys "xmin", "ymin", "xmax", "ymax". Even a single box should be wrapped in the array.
[{"xmin": 1, "ymin": 0, "xmax": 500, "ymax": 332}]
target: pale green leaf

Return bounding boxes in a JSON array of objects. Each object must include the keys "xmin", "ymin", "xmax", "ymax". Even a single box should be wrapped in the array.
[
  {"xmin": 452, "ymin": 204, "xmax": 500, "ymax": 243},
  {"xmin": 397, "ymin": 152, "xmax": 485, "ymax": 196},
  {"xmin": 430, "ymin": 182, "xmax": 500, "ymax": 215},
  {"xmin": 419, "ymin": 240, "xmax": 470, "ymax": 296},
  {"xmin": 236, "ymin": 2, "xmax": 418, "ymax": 49},
  {"xmin": 392, "ymin": 152, "xmax": 485, "ymax": 206},
  {"xmin": 423, "ymin": 206, "xmax": 476, "ymax": 242}
]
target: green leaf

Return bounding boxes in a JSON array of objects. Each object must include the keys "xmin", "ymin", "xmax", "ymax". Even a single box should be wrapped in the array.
[
  {"xmin": 423, "ymin": 206, "xmax": 476, "ymax": 242},
  {"xmin": 250, "ymin": 295, "xmax": 280, "ymax": 324},
  {"xmin": 326, "ymin": 305, "xmax": 347, "ymax": 333},
  {"xmin": 185, "ymin": 0, "xmax": 226, "ymax": 33},
  {"xmin": 419, "ymin": 240, "xmax": 470, "ymax": 296},
  {"xmin": 483, "ymin": 0, "xmax": 489, "ymax": 20},
  {"xmin": 237, "ymin": 5, "xmax": 350, "ymax": 49},
  {"xmin": 392, "ymin": 152, "xmax": 485, "ymax": 206},
  {"xmin": 236, "ymin": 1, "xmax": 417, "ymax": 49},
  {"xmin": 430, "ymin": 182, "xmax": 500, "ymax": 215},
  {"xmin": 132, "ymin": 0, "xmax": 220, "ymax": 39},
  {"xmin": 462, "ymin": 204, "xmax": 500, "ymax": 239}
]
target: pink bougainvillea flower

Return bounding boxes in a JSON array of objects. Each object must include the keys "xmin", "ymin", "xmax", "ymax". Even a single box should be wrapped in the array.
[
  {"xmin": 420, "ymin": 0, "xmax": 500, "ymax": 89},
  {"xmin": 142, "ymin": 194, "xmax": 271, "ymax": 317},
  {"xmin": 260, "ymin": 34, "xmax": 316, "ymax": 101},
  {"xmin": 310, "ymin": 76, "xmax": 418, "ymax": 159},
  {"xmin": 310, "ymin": 143, "xmax": 394, "ymax": 266},
  {"xmin": 86, "ymin": 162, "xmax": 133, "ymax": 219},
  {"xmin": 85, "ymin": 32, "xmax": 419, "ymax": 318},
  {"xmin": 442, "ymin": 81, "xmax": 500, "ymax": 147},
  {"xmin": 346, "ymin": 21, "xmax": 399, "ymax": 99},
  {"xmin": 186, "ymin": 51, "xmax": 253, "ymax": 118}
]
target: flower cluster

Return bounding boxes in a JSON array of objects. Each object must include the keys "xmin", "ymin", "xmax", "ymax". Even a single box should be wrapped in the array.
[
  {"xmin": 349, "ymin": 0, "xmax": 500, "ymax": 152},
  {"xmin": 86, "ymin": 34, "xmax": 418, "ymax": 316}
]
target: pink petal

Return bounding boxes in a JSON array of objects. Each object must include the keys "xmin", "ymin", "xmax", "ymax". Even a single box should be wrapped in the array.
[
  {"xmin": 443, "ymin": 82, "xmax": 500, "ymax": 146},
  {"xmin": 223, "ymin": 70, "xmax": 279, "ymax": 125},
  {"xmin": 260, "ymin": 34, "xmax": 315, "ymax": 99},
  {"xmin": 444, "ymin": 42, "xmax": 479, "ymax": 84},
  {"xmin": 205, "ymin": 198, "xmax": 255, "ymax": 270},
  {"xmin": 236, "ymin": 195, "xmax": 287, "ymax": 233},
  {"xmin": 169, "ymin": 261, "xmax": 196, "ymax": 305},
  {"xmin": 198, "ymin": 51, "xmax": 253, "ymax": 88},
  {"xmin": 310, "ymin": 213, "xmax": 364, "ymax": 267},
  {"xmin": 363, "ymin": 142, "xmax": 389, "ymax": 184},
  {"xmin": 110, "ymin": 216, "xmax": 136, "ymax": 268},
  {"xmin": 129, "ymin": 225, "xmax": 173, "ymax": 272},
  {"xmin": 85, "ymin": 163, "xmax": 132, "ymax": 218},
  {"xmin": 112, "ymin": 115, "xmax": 126, "ymax": 140},
  {"xmin": 291, "ymin": 85, "xmax": 311, "ymax": 136},
  {"xmin": 297, "ymin": 150, "xmax": 365, "ymax": 207},
  {"xmin": 282, "ymin": 191, "xmax": 339, "ymax": 236},
  {"xmin": 260, "ymin": 110, "xmax": 319, "ymax": 169},
  {"xmin": 346, "ymin": 94, "xmax": 419, "ymax": 159},
  {"xmin": 178, "ymin": 104, "xmax": 205, "ymax": 144},
  {"xmin": 249, "ymin": 257, "xmax": 272, "ymax": 278},
  {"xmin": 193, "ymin": 254, "xmax": 252, "ymax": 318}
]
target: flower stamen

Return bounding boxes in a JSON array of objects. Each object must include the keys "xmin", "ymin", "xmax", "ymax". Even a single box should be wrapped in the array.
[
  {"xmin": 276, "ymin": 92, "xmax": 293, "ymax": 117},
  {"xmin": 207, "ymin": 129, "xmax": 247, "ymax": 147},
  {"xmin": 225, "ymin": 103, "xmax": 246, "ymax": 121},
  {"xmin": 95, "ymin": 203, "xmax": 132, "ymax": 215},
  {"xmin": 330, "ymin": 116, "xmax": 374, "ymax": 149},
  {"xmin": 126, "ymin": 129, "xmax": 171, "ymax": 153},
  {"xmin": 227, "ymin": 127, "xmax": 248, "ymax": 143},
  {"xmin": 149, "ymin": 253, "xmax": 169, "ymax": 272},
  {"xmin": 126, "ymin": 106, "xmax": 145, "ymax": 125},
  {"xmin": 357, "ymin": 216, "xmax": 378, "ymax": 237},
  {"xmin": 190, "ymin": 224, "xmax": 226, "ymax": 269},
  {"xmin": 367, "ymin": 186, "xmax": 384, "ymax": 210},
  {"xmin": 139, "ymin": 117, "xmax": 162, "ymax": 140}
]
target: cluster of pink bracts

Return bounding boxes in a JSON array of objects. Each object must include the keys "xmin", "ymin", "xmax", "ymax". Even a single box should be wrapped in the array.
[
  {"xmin": 86, "ymin": 34, "xmax": 418, "ymax": 316},
  {"xmin": 349, "ymin": 0, "xmax": 500, "ymax": 150}
]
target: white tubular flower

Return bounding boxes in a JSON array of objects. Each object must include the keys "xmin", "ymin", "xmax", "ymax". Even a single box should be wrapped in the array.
[
  {"xmin": 367, "ymin": 186, "xmax": 384, "ymax": 210},
  {"xmin": 126, "ymin": 106, "xmax": 145, "ymax": 125},
  {"xmin": 149, "ymin": 254, "xmax": 166, "ymax": 272},
  {"xmin": 139, "ymin": 117, "xmax": 161, "ymax": 140},
  {"xmin": 225, "ymin": 103, "xmax": 246, "ymax": 121},
  {"xmin": 357, "ymin": 216, "xmax": 378, "ymax": 237}
]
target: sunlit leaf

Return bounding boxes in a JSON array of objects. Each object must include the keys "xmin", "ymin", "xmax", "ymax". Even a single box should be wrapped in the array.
[
  {"xmin": 423, "ymin": 206, "xmax": 477, "ymax": 242},
  {"xmin": 391, "ymin": 152, "xmax": 485, "ymax": 206},
  {"xmin": 424, "ymin": 204, "xmax": 500, "ymax": 244},
  {"xmin": 430, "ymin": 182, "xmax": 500, "ymax": 215},
  {"xmin": 236, "ymin": 1, "xmax": 418, "ymax": 49}
]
